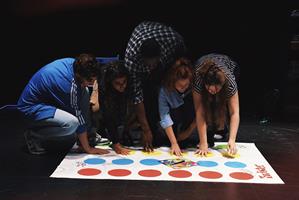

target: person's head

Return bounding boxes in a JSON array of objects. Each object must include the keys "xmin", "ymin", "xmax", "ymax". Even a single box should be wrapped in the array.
[
  {"xmin": 194, "ymin": 59, "xmax": 228, "ymax": 127},
  {"xmin": 196, "ymin": 60, "xmax": 226, "ymax": 95},
  {"xmin": 163, "ymin": 57, "xmax": 193, "ymax": 93},
  {"xmin": 103, "ymin": 61, "xmax": 129, "ymax": 93},
  {"xmin": 73, "ymin": 53, "xmax": 99, "ymax": 87},
  {"xmin": 140, "ymin": 38, "xmax": 161, "ymax": 71}
]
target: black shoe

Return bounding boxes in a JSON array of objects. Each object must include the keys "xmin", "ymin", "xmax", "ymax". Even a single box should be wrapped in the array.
[{"xmin": 24, "ymin": 130, "xmax": 47, "ymax": 155}]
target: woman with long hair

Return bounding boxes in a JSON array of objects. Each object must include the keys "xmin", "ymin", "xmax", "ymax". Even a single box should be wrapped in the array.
[
  {"xmin": 193, "ymin": 53, "xmax": 240, "ymax": 156},
  {"xmin": 90, "ymin": 61, "xmax": 133, "ymax": 155},
  {"xmin": 159, "ymin": 58, "xmax": 196, "ymax": 156}
]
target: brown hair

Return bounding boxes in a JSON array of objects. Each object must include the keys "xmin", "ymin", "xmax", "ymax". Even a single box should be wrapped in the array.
[
  {"xmin": 163, "ymin": 57, "xmax": 193, "ymax": 92},
  {"xmin": 194, "ymin": 59, "xmax": 228, "ymax": 128}
]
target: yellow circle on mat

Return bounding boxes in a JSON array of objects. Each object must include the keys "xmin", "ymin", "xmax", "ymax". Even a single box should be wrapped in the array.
[
  {"xmin": 195, "ymin": 151, "xmax": 214, "ymax": 157},
  {"xmin": 142, "ymin": 150, "xmax": 163, "ymax": 156},
  {"xmin": 128, "ymin": 150, "xmax": 136, "ymax": 155},
  {"xmin": 222, "ymin": 152, "xmax": 240, "ymax": 158},
  {"xmin": 169, "ymin": 151, "xmax": 188, "ymax": 157}
]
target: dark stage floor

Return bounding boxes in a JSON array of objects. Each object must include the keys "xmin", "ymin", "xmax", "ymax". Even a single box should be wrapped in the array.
[{"xmin": 0, "ymin": 110, "xmax": 299, "ymax": 200}]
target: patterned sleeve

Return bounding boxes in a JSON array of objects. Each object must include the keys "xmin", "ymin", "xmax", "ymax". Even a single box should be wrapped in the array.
[
  {"xmin": 130, "ymin": 71, "xmax": 144, "ymax": 104},
  {"xmin": 192, "ymin": 61, "xmax": 204, "ymax": 94},
  {"xmin": 70, "ymin": 80, "xmax": 86, "ymax": 134},
  {"xmin": 125, "ymin": 56, "xmax": 144, "ymax": 104}
]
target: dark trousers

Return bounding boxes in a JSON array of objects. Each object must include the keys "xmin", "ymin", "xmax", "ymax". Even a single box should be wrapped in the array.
[{"xmin": 169, "ymin": 93, "xmax": 195, "ymax": 134}]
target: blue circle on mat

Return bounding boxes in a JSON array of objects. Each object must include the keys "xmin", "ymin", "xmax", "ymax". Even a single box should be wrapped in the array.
[
  {"xmin": 140, "ymin": 159, "xmax": 161, "ymax": 166},
  {"xmin": 112, "ymin": 158, "xmax": 134, "ymax": 165},
  {"xmin": 84, "ymin": 158, "xmax": 106, "ymax": 165},
  {"xmin": 224, "ymin": 161, "xmax": 247, "ymax": 168},
  {"xmin": 197, "ymin": 161, "xmax": 218, "ymax": 167}
]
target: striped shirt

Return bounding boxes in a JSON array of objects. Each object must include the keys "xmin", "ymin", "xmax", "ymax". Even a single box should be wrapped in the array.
[
  {"xmin": 125, "ymin": 21, "xmax": 186, "ymax": 104},
  {"xmin": 193, "ymin": 53, "xmax": 238, "ymax": 98},
  {"xmin": 17, "ymin": 58, "xmax": 87, "ymax": 134}
]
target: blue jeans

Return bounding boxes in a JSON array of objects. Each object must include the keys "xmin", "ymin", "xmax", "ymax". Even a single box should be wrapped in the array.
[{"xmin": 28, "ymin": 87, "xmax": 91, "ymax": 141}]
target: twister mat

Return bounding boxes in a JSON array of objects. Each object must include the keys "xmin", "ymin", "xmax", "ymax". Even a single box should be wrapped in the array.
[{"xmin": 50, "ymin": 142, "xmax": 284, "ymax": 184}]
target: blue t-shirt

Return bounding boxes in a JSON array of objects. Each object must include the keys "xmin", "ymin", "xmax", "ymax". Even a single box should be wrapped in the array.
[{"xmin": 17, "ymin": 58, "xmax": 86, "ymax": 134}]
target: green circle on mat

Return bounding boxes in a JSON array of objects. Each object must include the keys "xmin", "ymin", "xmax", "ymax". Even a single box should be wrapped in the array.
[{"xmin": 214, "ymin": 144, "xmax": 228, "ymax": 150}]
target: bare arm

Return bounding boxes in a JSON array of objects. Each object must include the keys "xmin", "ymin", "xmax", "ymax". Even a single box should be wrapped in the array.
[
  {"xmin": 227, "ymin": 91, "xmax": 240, "ymax": 154},
  {"xmin": 78, "ymin": 132, "xmax": 109, "ymax": 155},
  {"xmin": 135, "ymin": 102, "xmax": 153, "ymax": 152},
  {"xmin": 90, "ymin": 80, "xmax": 100, "ymax": 112},
  {"xmin": 165, "ymin": 126, "xmax": 182, "ymax": 156},
  {"xmin": 192, "ymin": 90, "xmax": 209, "ymax": 155}
]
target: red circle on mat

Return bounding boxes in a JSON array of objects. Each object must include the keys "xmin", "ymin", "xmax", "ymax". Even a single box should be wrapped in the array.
[
  {"xmin": 108, "ymin": 169, "xmax": 132, "ymax": 177},
  {"xmin": 230, "ymin": 172, "xmax": 254, "ymax": 180},
  {"xmin": 169, "ymin": 170, "xmax": 192, "ymax": 178},
  {"xmin": 78, "ymin": 168, "xmax": 101, "ymax": 176},
  {"xmin": 138, "ymin": 169, "xmax": 162, "ymax": 177},
  {"xmin": 199, "ymin": 171, "xmax": 223, "ymax": 179}
]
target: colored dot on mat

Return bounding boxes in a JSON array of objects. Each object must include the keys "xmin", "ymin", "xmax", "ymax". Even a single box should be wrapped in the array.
[
  {"xmin": 199, "ymin": 171, "xmax": 223, "ymax": 179},
  {"xmin": 140, "ymin": 159, "xmax": 161, "ymax": 166},
  {"xmin": 230, "ymin": 172, "xmax": 254, "ymax": 180},
  {"xmin": 142, "ymin": 150, "xmax": 163, "ymax": 156},
  {"xmin": 224, "ymin": 161, "xmax": 247, "ymax": 168},
  {"xmin": 138, "ymin": 169, "xmax": 162, "ymax": 177},
  {"xmin": 169, "ymin": 151, "xmax": 188, "ymax": 157},
  {"xmin": 214, "ymin": 144, "xmax": 228, "ymax": 150},
  {"xmin": 221, "ymin": 152, "xmax": 241, "ymax": 158},
  {"xmin": 108, "ymin": 169, "xmax": 131, "ymax": 177},
  {"xmin": 195, "ymin": 152, "xmax": 214, "ymax": 157},
  {"xmin": 168, "ymin": 170, "xmax": 192, "ymax": 178},
  {"xmin": 84, "ymin": 158, "xmax": 106, "ymax": 165},
  {"xmin": 78, "ymin": 168, "xmax": 101, "ymax": 176},
  {"xmin": 112, "ymin": 158, "xmax": 134, "ymax": 165},
  {"xmin": 197, "ymin": 161, "xmax": 218, "ymax": 167},
  {"xmin": 128, "ymin": 150, "xmax": 136, "ymax": 155}
]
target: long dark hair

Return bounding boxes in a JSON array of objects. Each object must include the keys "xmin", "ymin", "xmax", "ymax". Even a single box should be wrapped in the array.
[
  {"xmin": 99, "ymin": 61, "xmax": 130, "ymax": 108},
  {"xmin": 194, "ymin": 59, "xmax": 228, "ymax": 128}
]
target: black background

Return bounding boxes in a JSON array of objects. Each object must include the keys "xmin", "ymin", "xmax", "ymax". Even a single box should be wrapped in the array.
[{"xmin": 2, "ymin": 0, "xmax": 299, "ymax": 119}]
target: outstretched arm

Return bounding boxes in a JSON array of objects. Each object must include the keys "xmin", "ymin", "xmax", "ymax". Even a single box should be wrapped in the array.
[
  {"xmin": 135, "ymin": 102, "xmax": 153, "ymax": 152},
  {"xmin": 78, "ymin": 132, "xmax": 109, "ymax": 155},
  {"xmin": 192, "ymin": 90, "xmax": 209, "ymax": 156},
  {"xmin": 227, "ymin": 91, "xmax": 240, "ymax": 155}
]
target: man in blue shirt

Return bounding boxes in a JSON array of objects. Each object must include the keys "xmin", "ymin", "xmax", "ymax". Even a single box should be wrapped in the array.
[{"xmin": 18, "ymin": 53, "xmax": 109, "ymax": 155}]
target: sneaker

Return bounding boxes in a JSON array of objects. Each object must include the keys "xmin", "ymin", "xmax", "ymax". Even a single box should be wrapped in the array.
[
  {"xmin": 214, "ymin": 134, "xmax": 223, "ymax": 140},
  {"xmin": 24, "ymin": 130, "xmax": 47, "ymax": 155}
]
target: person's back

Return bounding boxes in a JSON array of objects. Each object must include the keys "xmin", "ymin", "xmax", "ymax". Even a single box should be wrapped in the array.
[{"xmin": 18, "ymin": 58, "xmax": 75, "ymax": 121}]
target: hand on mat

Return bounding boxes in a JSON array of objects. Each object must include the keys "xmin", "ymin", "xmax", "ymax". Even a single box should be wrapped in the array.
[
  {"xmin": 87, "ymin": 147, "xmax": 110, "ymax": 155},
  {"xmin": 113, "ymin": 143, "xmax": 130, "ymax": 155},
  {"xmin": 195, "ymin": 142, "xmax": 209, "ymax": 156},
  {"xmin": 171, "ymin": 143, "xmax": 182, "ymax": 156},
  {"xmin": 142, "ymin": 130, "xmax": 153, "ymax": 152},
  {"xmin": 227, "ymin": 140, "xmax": 237, "ymax": 155}
]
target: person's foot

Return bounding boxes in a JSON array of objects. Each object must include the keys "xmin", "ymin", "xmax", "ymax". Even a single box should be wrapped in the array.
[
  {"xmin": 213, "ymin": 127, "xmax": 228, "ymax": 141},
  {"xmin": 24, "ymin": 130, "xmax": 47, "ymax": 155}
]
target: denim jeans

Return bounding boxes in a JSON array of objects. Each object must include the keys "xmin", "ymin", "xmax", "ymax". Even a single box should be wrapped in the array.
[{"xmin": 28, "ymin": 87, "xmax": 91, "ymax": 141}]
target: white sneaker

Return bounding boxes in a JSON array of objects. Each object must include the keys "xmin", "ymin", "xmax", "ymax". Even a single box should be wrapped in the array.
[
  {"xmin": 214, "ymin": 134, "xmax": 223, "ymax": 140},
  {"xmin": 95, "ymin": 132, "xmax": 109, "ymax": 144}
]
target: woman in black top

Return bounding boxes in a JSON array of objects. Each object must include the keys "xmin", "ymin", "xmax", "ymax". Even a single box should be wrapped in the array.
[{"xmin": 91, "ymin": 61, "xmax": 132, "ymax": 155}]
